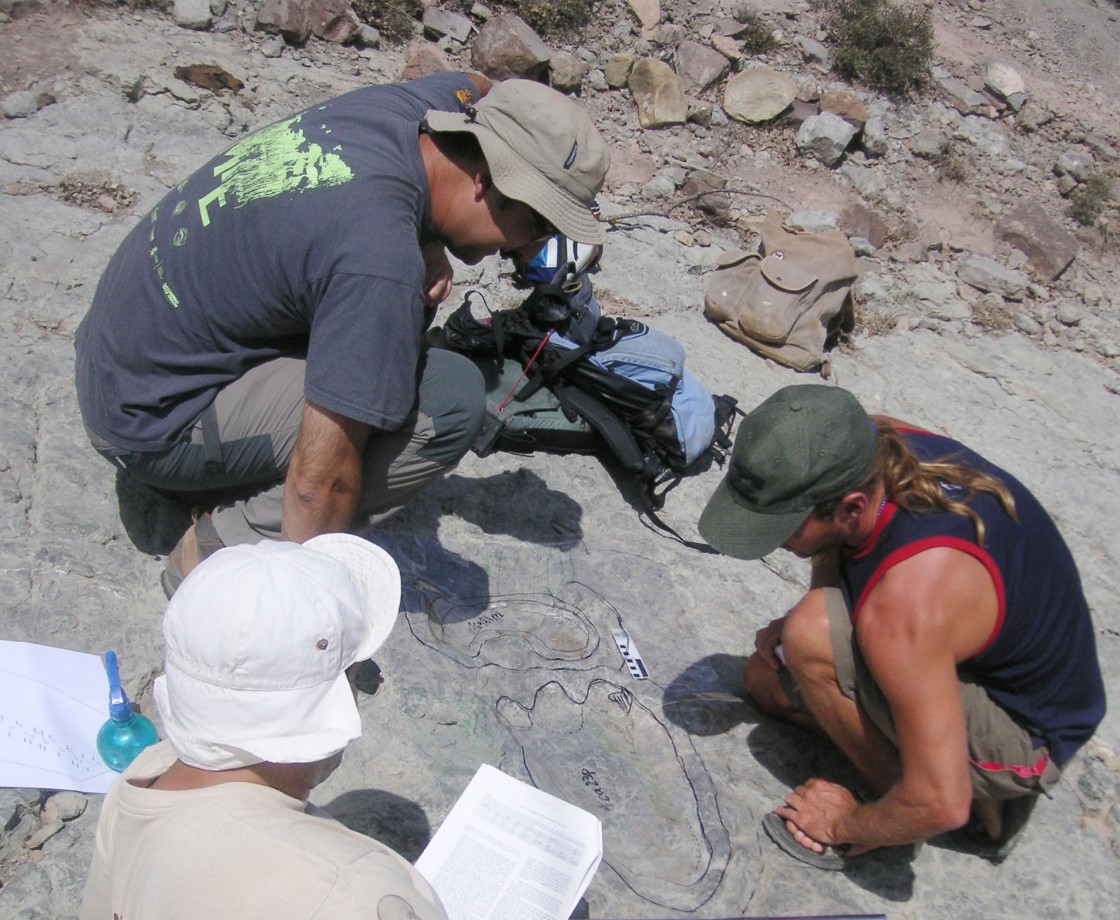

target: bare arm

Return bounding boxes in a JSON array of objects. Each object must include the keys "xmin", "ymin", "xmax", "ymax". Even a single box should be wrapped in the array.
[
  {"xmin": 281, "ymin": 400, "xmax": 371, "ymax": 543},
  {"xmin": 753, "ymin": 548, "xmax": 840, "ymax": 672},
  {"xmin": 776, "ymin": 548, "xmax": 998, "ymax": 851}
]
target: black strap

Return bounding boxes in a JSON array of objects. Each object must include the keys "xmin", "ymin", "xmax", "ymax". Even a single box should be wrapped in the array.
[
  {"xmin": 551, "ymin": 383, "xmax": 652, "ymax": 475},
  {"xmin": 199, "ymin": 403, "xmax": 225, "ymax": 474},
  {"xmin": 640, "ymin": 503, "xmax": 720, "ymax": 553}
]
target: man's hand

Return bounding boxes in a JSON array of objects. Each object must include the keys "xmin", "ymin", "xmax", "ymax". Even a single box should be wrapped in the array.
[
  {"xmin": 421, "ymin": 241, "xmax": 453, "ymax": 308},
  {"xmin": 754, "ymin": 616, "xmax": 787, "ymax": 671},
  {"xmin": 773, "ymin": 778, "xmax": 871, "ymax": 856},
  {"xmin": 281, "ymin": 400, "xmax": 370, "ymax": 543}
]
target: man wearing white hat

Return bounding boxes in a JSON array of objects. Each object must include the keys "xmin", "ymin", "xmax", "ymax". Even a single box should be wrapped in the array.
[
  {"xmin": 80, "ymin": 534, "xmax": 447, "ymax": 920},
  {"xmin": 74, "ymin": 73, "xmax": 610, "ymax": 596}
]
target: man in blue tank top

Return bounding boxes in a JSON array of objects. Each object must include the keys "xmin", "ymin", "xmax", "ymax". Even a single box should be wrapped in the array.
[
  {"xmin": 74, "ymin": 74, "xmax": 609, "ymax": 597},
  {"xmin": 700, "ymin": 385, "xmax": 1105, "ymax": 869}
]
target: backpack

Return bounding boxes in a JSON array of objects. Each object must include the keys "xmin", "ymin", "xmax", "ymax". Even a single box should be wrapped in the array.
[
  {"xmin": 439, "ymin": 277, "xmax": 738, "ymax": 545},
  {"xmin": 703, "ymin": 209, "xmax": 859, "ymax": 375}
]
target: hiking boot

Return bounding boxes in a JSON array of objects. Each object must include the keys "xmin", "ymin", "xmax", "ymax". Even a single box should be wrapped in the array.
[{"xmin": 161, "ymin": 513, "xmax": 224, "ymax": 599}]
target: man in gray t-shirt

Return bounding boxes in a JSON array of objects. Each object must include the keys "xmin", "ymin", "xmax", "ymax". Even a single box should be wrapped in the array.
[{"xmin": 75, "ymin": 74, "xmax": 609, "ymax": 595}]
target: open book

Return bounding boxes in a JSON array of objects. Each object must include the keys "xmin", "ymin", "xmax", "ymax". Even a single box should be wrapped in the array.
[{"xmin": 416, "ymin": 764, "xmax": 603, "ymax": 920}]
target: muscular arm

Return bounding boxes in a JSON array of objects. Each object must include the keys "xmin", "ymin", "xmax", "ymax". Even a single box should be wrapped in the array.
[
  {"xmin": 779, "ymin": 548, "xmax": 998, "ymax": 851},
  {"xmin": 281, "ymin": 400, "xmax": 371, "ymax": 543}
]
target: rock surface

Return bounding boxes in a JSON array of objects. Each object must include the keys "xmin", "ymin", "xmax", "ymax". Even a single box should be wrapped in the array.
[{"xmin": 1, "ymin": 1, "xmax": 1118, "ymax": 918}]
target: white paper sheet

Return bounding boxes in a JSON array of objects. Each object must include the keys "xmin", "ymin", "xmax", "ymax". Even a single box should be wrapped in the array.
[
  {"xmin": 416, "ymin": 764, "xmax": 602, "ymax": 920},
  {"xmin": 0, "ymin": 640, "xmax": 119, "ymax": 793}
]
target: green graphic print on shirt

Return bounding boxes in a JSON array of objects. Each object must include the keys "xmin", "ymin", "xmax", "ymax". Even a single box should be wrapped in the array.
[
  {"xmin": 197, "ymin": 112, "xmax": 353, "ymax": 226},
  {"xmin": 149, "ymin": 110, "xmax": 353, "ymax": 308}
]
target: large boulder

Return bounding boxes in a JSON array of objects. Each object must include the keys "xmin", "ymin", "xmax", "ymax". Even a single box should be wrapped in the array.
[
  {"xmin": 173, "ymin": 0, "xmax": 212, "ymax": 31},
  {"xmin": 627, "ymin": 0, "xmax": 660, "ymax": 30},
  {"xmin": 307, "ymin": 0, "xmax": 361, "ymax": 45},
  {"xmin": 675, "ymin": 40, "xmax": 729, "ymax": 96},
  {"xmin": 998, "ymin": 200, "xmax": 1079, "ymax": 281},
  {"xmin": 255, "ymin": 0, "xmax": 311, "ymax": 45},
  {"xmin": 795, "ymin": 112, "xmax": 857, "ymax": 167},
  {"xmin": 256, "ymin": 0, "xmax": 361, "ymax": 46},
  {"xmin": 723, "ymin": 67, "xmax": 797, "ymax": 124},
  {"xmin": 628, "ymin": 58, "xmax": 687, "ymax": 128},
  {"xmin": 471, "ymin": 14, "xmax": 551, "ymax": 81},
  {"xmin": 402, "ymin": 41, "xmax": 454, "ymax": 80}
]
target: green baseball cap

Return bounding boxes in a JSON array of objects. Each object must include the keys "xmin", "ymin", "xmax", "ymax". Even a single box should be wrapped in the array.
[
  {"xmin": 425, "ymin": 79, "xmax": 609, "ymax": 245},
  {"xmin": 699, "ymin": 385, "xmax": 876, "ymax": 560}
]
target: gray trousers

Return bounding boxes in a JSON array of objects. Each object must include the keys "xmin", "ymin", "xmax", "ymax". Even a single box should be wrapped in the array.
[{"xmin": 92, "ymin": 349, "xmax": 485, "ymax": 547}]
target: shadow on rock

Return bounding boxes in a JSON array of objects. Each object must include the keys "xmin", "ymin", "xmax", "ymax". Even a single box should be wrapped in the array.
[
  {"xmin": 746, "ymin": 719, "xmax": 862, "ymax": 796},
  {"xmin": 389, "ymin": 468, "xmax": 585, "ymax": 548},
  {"xmin": 360, "ymin": 529, "xmax": 492, "ymax": 622},
  {"xmin": 600, "ymin": 449, "xmax": 719, "ymax": 521},
  {"xmin": 836, "ymin": 846, "xmax": 917, "ymax": 900},
  {"xmin": 661, "ymin": 653, "xmax": 754, "ymax": 736},
  {"xmin": 113, "ymin": 470, "xmax": 193, "ymax": 556},
  {"xmin": 321, "ymin": 788, "xmax": 433, "ymax": 864}
]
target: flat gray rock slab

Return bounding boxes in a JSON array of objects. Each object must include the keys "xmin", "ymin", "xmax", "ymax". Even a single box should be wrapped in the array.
[{"xmin": 1, "ymin": 9, "xmax": 1117, "ymax": 920}]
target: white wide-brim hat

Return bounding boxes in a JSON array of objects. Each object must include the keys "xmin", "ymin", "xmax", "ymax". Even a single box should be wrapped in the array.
[{"xmin": 154, "ymin": 534, "xmax": 400, "ymax": 770}]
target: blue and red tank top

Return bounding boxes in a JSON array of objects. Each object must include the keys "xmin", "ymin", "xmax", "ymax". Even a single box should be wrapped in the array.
[{"xmin": 840, "ymin": 428, "xmax": 1105, "ymax": 766}]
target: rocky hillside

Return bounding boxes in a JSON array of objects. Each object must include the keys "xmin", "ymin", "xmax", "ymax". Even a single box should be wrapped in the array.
[{"xmin": 3, "ymin": 0, "xmax": 1119, "ymax": 363}]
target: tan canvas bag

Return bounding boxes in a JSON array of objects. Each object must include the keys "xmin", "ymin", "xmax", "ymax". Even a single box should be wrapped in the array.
[{"xmin": 704, "ymin": 210, "xmax": 859, "ymax": 373}]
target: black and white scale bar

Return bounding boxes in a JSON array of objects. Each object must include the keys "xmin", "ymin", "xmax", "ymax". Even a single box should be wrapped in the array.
[{"xmin": 611, "ymin": 627, "xmax": 649, "ymax": 680}]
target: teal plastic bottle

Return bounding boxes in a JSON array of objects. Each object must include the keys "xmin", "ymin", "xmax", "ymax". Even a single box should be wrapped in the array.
[{"xmin": 96, "ymin": 651, "xmax": 159, "ymax": 772}]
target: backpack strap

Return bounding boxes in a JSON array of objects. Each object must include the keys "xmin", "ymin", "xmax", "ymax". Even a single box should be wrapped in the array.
[
  {"xmin": 549, "ymin": 382, "xmax": 655, "ymax": 477},
  {"xmin": 510, "ymin": 316, "xmax": 638, "ymax": 403},
  {"xmin": 640, "ymin": 501, "xmax": 721, "ymax": 553},
  {"xmin": 711, "ymin": 394, "xmax": 741, "ymax": 455},
  {"xmin": 637, "ymin": 394, "xmax": 745, "ymax": 553},
  {"xmin": 550, "ymin": 382, "xmax": 718, "ymax": 553}
]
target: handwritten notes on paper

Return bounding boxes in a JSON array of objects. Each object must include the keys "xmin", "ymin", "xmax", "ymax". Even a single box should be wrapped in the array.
[{"xmin": 0, "ymin": 641, "xmax": 119, "ymax": 793}]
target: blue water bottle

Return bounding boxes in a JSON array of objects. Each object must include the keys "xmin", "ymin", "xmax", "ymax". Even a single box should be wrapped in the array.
[{"xmin": 96, "ymin": 651, "xmax": 159, "ymax": 772}]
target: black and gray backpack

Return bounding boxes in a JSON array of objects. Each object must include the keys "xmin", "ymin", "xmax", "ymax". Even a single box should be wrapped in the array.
[{"xmin": 438, "ymin": 264, "xmax": 738, "ymax": 547}]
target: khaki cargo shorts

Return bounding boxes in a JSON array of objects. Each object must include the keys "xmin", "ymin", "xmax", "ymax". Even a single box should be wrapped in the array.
[{"xmin": 780, "ymin": 588, "xmax": 1062, "ymax": 800}]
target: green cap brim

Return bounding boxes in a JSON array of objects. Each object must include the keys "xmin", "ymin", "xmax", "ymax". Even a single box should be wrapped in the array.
[{"xmin": 698, "ymin": 475, "xmax": 812, "ymax": 560}]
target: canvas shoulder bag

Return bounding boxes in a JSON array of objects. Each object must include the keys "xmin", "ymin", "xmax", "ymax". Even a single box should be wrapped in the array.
[{"xmin": 703, "ymin": 209, "xmax": 859, "ymax": 374}]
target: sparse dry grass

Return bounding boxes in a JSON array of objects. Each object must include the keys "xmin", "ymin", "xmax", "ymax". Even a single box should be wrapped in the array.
[
  {"xmin": 932, "ymin": 143, "xmax": 969, "ymax": 184},
  {"xmin": 350, "ymin": 0, "xmax": 424, "ymax": 42},
  {"xmin": 460, "ymin": 0, "xmax": 598, "ymax": 36},
  {"xmin": 734, "ymin": 7, "xmax": 779, "ymax": 54},
  {"xmin": 825, "ymin": 0, "xmax": 934, "ymax": 94},
  {"xmin": 1069, "ymin": 174, "xmax": 1115, "ymax": 226},
  {"xmin": 970, "ymin": 297, "xmax": 1014, "ymax": 332},
  {"xmin": 851, "ymin": 306, "xmax": 900, "ymax": 338}
]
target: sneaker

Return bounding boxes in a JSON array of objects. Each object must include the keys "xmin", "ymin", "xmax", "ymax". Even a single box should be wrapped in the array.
[{"xmin": 161, "ymin": 513, "xmax": 225, "ymax": 599}]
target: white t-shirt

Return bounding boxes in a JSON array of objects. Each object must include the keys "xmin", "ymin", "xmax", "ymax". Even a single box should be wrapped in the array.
[{"xmin": 80, "ymin": 742, "xmax": 448, "ymax": 920}]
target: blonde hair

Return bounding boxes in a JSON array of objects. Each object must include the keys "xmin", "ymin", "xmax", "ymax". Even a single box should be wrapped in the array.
[{"xmin": 816, "ymin": 421, "xmax": 1017, "ymax": 546}]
